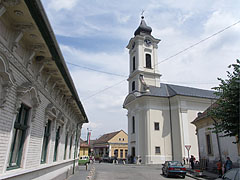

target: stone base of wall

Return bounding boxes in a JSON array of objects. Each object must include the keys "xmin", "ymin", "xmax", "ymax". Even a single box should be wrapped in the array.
[{"xmin": 1, "ymin": 160, "xmax": 79, "ymax": 180}]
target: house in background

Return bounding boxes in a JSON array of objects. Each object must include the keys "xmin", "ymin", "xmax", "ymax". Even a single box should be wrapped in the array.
[
  {"xmin": 79, "ymin": 139, "xmax": 90, "ymax": 157},
  {"xmin": 192, "ymin": 105, "xmax": 240, "ymax": 170},
  {"xmin": 0, "ymin": 0, "xmax": 88, "ymax": 179},
  {"xmin": 93, "ymin": 130, "xmax": 128, "ymax": 161}
]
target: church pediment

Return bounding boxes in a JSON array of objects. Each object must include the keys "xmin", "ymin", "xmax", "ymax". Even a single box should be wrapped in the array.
[{"xmin": 123, "ymin": 93, "xmax": 137, "ymax": 108}]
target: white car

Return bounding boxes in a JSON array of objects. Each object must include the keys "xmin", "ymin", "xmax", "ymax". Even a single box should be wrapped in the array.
[{"xmin": 215, "ymin": 168, "xmax": 239, "ymax": 180}]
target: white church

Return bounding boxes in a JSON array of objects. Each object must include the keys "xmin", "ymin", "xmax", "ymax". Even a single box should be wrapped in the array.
[{"xmin": 123, "ymin": 16, "xmax": 217, "ymax": 164}]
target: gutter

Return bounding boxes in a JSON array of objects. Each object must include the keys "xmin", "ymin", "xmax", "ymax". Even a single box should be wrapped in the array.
[{"xmin": 24, "ymin": 0, "xmax": 88, "ymax": 123}]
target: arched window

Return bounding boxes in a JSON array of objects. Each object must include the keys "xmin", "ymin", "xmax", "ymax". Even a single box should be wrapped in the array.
[
  {"xmin": 132, "ymin": 56, "xmax": 136, "ymax": 71},
  {"xmin": 132, "ymin": 81, "xmax": 135, "ymax": 91},
  {"xmin": 146, "ymin": 54, "xmax": 151, "ymax": 69},
  {"xmin": 132, "ymin": 116, "xmax": 135, "ymax": 133}
]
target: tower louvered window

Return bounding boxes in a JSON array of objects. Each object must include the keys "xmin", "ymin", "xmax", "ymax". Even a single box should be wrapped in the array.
[{"xmin": 146, "ymin": 54, "xmax": 151, "ymax": 68}]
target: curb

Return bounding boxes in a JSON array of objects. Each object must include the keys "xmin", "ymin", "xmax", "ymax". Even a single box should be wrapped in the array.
[
  {"xmin": 186, "ymin": 173, "xmax": 204, "ymax": 180},
  {"xmin": 86, "ymin": 166, "xmax": 96, "ymax": 180}
]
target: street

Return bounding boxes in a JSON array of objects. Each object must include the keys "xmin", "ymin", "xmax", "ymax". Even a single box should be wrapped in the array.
[{"xmin": 94, "ymin": 163, "xmax": 195, "ymax": 180}]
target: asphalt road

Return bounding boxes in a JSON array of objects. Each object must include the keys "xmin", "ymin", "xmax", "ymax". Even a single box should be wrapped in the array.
[{"xmin": 94, "ymin": 163, "xmax": 195, "ymax": 180}]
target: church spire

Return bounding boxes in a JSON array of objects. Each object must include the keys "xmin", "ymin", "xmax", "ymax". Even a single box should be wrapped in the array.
[{"xmin": 134, "ymin": 16, "xmax": 152, "ymax": 36}]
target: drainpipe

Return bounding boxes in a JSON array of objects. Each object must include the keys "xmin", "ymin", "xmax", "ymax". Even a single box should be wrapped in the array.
[
  {"xmin": 168, "ymin": 97, "xmax": 174, "ymax": 160},
  {"xmin": 73, "ymin": 123, "xmax": 81, "ymax": 174}
]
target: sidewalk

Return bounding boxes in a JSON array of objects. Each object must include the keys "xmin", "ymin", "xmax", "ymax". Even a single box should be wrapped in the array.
[
  {"xmin": 185, "ymin": 166, "xmax": 219, "ymax": 180},
  {"xmin": 67, "ymin": 164, "xmax": 94, "ymax": 180}
]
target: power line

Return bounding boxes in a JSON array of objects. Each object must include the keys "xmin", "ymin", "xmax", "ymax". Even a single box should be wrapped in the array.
[
  {"xmin": 82, "ymin": 79, "xmax": 126, "ymax": 101},
  {"xmin": 78, "ymin": 20, "xmax": 240, "ymax": 101},
  {"xmin": 66, "ymin": 62, "xmax": 128, "ymax": 77},
  {"xmin": 154, "ymin": 19, "xmax": 240, "ymax": 66}
]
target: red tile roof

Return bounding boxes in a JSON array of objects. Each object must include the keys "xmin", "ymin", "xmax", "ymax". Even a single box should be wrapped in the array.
[{"xmin": 93, "ymin": 130, "xmax": 122, "ymax": 144}]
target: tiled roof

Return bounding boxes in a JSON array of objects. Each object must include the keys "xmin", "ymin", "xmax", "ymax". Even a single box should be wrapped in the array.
[
  {"xmin": 192, "ymin": 103, "xmax": 218, "ymax": 124},
  {"xmin": 93, "ymin": 130, "xmax": 121, "ymax": 144},
  {"xmin": 80, "ymin": 138, "xmax": 89, "ymax": 147},
  {"xmin": 146, "ymin": 83, "xmax": 217, "ymax": 99}
]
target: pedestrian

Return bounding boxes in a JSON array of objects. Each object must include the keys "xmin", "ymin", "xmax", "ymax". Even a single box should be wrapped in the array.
[
  {"xmin": 225, "ymin": 157, "xmax": 232, "ymax": 172},
  {"xmin": 190, "ymin": 155, "xmax": 195, "ymax": 169},
  {"xmin": 183, "ymin": 157, "xmax": 186, "ymax": 165},
  {"xmin": 216, "ymin": 160, "xmax": 222, "ymax": 178}
]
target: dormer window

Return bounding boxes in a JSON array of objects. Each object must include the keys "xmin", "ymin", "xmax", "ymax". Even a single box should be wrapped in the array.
[
  {"xmin": 132, "ymin": 56, "xmax": 136, "ymax": 71},
  {"xmin": 132, "ymin": 81, "xmax": 135, "ymax": 91},
  {"xmin": 146, "ymin": 54, "xmax": 151, "ymax": 69}
]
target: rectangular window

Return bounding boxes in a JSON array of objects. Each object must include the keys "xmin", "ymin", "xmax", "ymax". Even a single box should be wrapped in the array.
[
  {"xmin": 114, "ymin": 149, "xmax": 118, "ymax": 158},
  {"xmin": 154, "ymin": 122, "xmax": 159, "ymax": 130},
  {"xmin": 155, "ymin": 146, "xmax": 161, "ymax": 154},
  {"xmin": 146, "ymin": 54, "xmax": 152, "ymax": 68},
  {"xmin": 133, "ymin": 57, "xmax": 136, "ymax": 71},
  {"xmin": 64, "ymin": 133, "xmax": 68, "ymax": 160},
  {"xmin": 53, "ymin": 127, "xmax": 60, "ymax": 162},
  {"xmin": 69, "ymin": 135, "xmax": 73, "ymax": 159},
  {"xmin": 206, "ymin": 134, "xmax": 212, "ymax": 155},
  {"xmin": 120, "ymin": 149, "xmax": 123, "ymax": 158},
  {"xmin": 132, "ymin": 81, "xmax": 135, "ymax": 91},
  {"xmin": 125, "ymin": 150, "xmax": 128, "ymax": 159},
  {"xmin": 132, "ymin": 116, "xmax": 135, "ymax": 134},
  {"xmin": 41, "ymin": 120, "xmax": 51, "ymax": 164},
  {"xmin": 7, "ymin": 104, "xmax": 30, "ymax": 170}
]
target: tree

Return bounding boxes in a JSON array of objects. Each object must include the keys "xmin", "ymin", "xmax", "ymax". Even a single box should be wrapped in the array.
[{"xmin": 209, "ymin": 59, "xmax": 240, "ymax": 143}]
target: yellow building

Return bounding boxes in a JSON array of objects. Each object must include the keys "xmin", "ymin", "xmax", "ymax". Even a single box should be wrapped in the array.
[
  {"xmin": 79, "ymin": 139, "xmax": 90, "ymax": 157},
  {"xmin": 93, "ymin": 130, "xmax": 128, "ymax": 161}
]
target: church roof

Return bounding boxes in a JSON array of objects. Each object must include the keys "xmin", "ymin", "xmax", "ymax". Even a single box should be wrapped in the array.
[
  {"xmin": 134, "ymin": 16, "xmax": 152, "ymax": 36},
  {"xmin": 147, "ymin": 83, "xmax": 217, "ymax": 99}
]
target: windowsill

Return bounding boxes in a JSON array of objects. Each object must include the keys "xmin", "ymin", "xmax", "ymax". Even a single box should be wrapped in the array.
[{"xmin": 0, "ymin": 158, "xmax": 77, "ymax": 179}]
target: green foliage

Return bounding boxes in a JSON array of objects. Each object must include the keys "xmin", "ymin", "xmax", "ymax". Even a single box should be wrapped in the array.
[{"xmin": 209, "ymin": 59, "xmax": 240, "ymax": 143}]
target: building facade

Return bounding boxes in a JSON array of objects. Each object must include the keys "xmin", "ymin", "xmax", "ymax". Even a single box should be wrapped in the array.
[
  {"xmin": 123, "ymin": 16, "xmax": 217, "ymax": 164},
  {"xmin": 79, "ymin": 139, "xmax": 90, "ymax": 157},
  {"xmin": 192, "ymin": 106, "xmax": 240, "ymax": 170},
  {"xmin": 93, "ymin": 130, "xmax": 128, "ymax": 161},
  {"xmin": 0, "ymin": 0, "xmax": 88, "ymax": 179}
]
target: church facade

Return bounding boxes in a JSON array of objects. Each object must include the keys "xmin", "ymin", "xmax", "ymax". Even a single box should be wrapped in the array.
[{"xmin": 123, "ymin": 16, "xmax": 217, "ymax": 164}]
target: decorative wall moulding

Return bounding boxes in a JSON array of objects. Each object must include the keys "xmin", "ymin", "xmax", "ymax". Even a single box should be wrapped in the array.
[
  {"xmin": 15, "ymin": 82, "xmax": 41, "ymax": 121},
  {"xmin": 0, "ymin": 4, "xmax": 6, "ymax": 17},
  {"xmin": 29, "ymin": 43, "xmax": 45, "ymax": 52},
  {"xmin": 13, "ymin": 23, "xmax": 34, "ymax": 32},
  {"xmin": 2, "ymin": 0, "xmax": 20, "ymax": 7}
]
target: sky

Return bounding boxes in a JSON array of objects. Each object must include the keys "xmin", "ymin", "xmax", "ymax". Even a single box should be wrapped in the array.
[{"xmin": 41, "ymin": 0, "xmax": 240, "ymax": 140}]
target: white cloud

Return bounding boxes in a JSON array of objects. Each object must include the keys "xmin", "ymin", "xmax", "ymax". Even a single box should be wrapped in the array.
[
  {"xmin": 47, "ymin": 0, "xmax": 77, "ymax": 11},
  {"xmin": 41, "ymin": 0, "xmax": 240, "ymax": 140}
]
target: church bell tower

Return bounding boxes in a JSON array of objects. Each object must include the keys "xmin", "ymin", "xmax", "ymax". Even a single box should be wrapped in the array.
[{"xmin": 126, "ymin": 16, "xmax": 161, "ymax": 94}]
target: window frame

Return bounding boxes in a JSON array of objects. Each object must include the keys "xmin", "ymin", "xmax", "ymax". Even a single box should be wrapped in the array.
[
  {"xmin": 154, "ymin": 122, "xmax": 160, "ymax": 131},
  {"xmin": 7, "ymin": 104, "xmax": 30, "ymax": 170},
  {"xmin": 41, "ymin": 120, "xmax": 51, "ymax": 164},
  {"xmin": 132, "ymin": 116, "xmax": 135, "ymax": 134},
  {"xmin": 64, "ymin": 132, "xmax": 68, "ymax": 160},
  {"xmin": 132, "ymin": 81, "xmax": 135, "ymax": 91},
  {"xmin": 155, "ymin": 146, "xmax": 161, "ymax": 154},
  {"xmin": 53, "ymin": 126, "xmax": 61, "ymax": 162},
  {"xmin": 206, "ymin": 133, "xmax": 213, "ymax": 156},
  {"xmin": 120, "ymin": 149, "xmax": 123, "ymax": 158},
  {"xmin": 145, "ymin": 54, "xmax": 152, "ymax": 69},
  {"xmin": 69, "ymin": 135, "xmax": 73, "ymax": 159},
  {"xmin": 132, "ymin": 56, "xmax": 136, "ymax": 71}
]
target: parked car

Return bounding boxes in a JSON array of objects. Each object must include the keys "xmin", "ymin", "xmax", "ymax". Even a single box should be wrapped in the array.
[
  {"xmin": 162, "ymin": 161, "xmax": 186, "ymax": 178},
  {"xmin": 78, "ymin": 156, "xmax": 90, "ymax": 165},
  {"xmin": 215, "ymin": 168, "xmax": 239, "ymax": 180}
]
